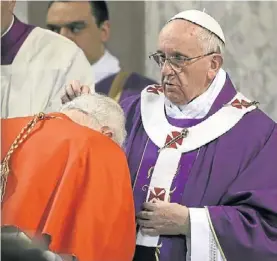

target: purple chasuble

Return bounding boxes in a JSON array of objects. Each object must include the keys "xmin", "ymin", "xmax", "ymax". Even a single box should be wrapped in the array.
[
  {"xmin": 95, "ymin": 72, "xmax": 156, "ymax": 102},
  {"xmin": 122, "ymin": 75, "xmax": 277, "ymax": 261},
  {"xmin": 132, "ymin": 116, "xmax": 203, "ymax": 261},
  {"xmin": 1, "ymin": 16, "xmax": 35, "ymax": 65}
]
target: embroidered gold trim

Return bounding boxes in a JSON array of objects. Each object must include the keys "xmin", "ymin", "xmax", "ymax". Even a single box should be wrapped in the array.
[
  {"xmin": 132, "ymin": 138, "xmax": 150, "ymax": 191},
  {"xmin": 204, "ymin": 207, "xmax": 227, "ymax": 261},
  {"xmin": 223, "ymin": 101, "xmax": 259, "ymax": 108},
  {"xmin": 158, "ymin": 128, "xmax": 188, "ymax": 152},
  {"xmin": 141, "ymin": 184, "xmax": 149, "ymax": 192},
  {"xmin": 147, "ymin": 166, "xmax": 154, "ymax": 179},
  {"xmin": 154, "ymin": 242, "xmax": 163, "ymax": 261}
]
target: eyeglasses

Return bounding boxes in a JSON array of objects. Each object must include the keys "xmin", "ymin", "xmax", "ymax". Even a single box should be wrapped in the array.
[{"xmin": 149, "ymin": 51, "xmax": 215, "ymax": 71}]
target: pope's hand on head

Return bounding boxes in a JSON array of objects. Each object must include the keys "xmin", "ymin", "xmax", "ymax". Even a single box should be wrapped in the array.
[
  {"xmin": 61, "ymin": 80, "xmax": 91, "ymax": 104},
  {"xmin": 136, "ymin": 199, "xmax": 190, "ymax": 237}
]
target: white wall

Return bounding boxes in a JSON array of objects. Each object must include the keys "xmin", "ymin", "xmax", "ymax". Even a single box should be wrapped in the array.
[{"xmin": 14, "ymin": 1, "xmax": 28, "ymax": 23}]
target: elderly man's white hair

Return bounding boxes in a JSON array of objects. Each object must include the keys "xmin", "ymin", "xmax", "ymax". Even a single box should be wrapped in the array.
[{"xmin": 60, "ymin": 93, "xmax": 126, "ymax": 146}]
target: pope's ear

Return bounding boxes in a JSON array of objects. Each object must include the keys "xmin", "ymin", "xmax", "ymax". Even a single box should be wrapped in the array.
[{"xmin": 208, "ymin": 54, "xmax": 223, "ymax": 81}]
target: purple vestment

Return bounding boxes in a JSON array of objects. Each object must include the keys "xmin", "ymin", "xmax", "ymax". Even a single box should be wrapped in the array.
[
  {"xmin": 95, "ymin": 72, "xmax": 156, "ymax": 102},
  {"xmin": 122, "ymin": 75, "xmax": 277, "ymax": 261},
  {"xmin": 1, "ymin": 16, "xmax": 35, "ymax": 65}
]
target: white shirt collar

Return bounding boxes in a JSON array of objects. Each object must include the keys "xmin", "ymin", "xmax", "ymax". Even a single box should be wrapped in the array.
[
  {"xmin": 165, "ymin": 69, "xmax": 226, "ymax": 119},
  {"xmin": 92, "ymin": 49, "xmax": 121, "ymax": 84},
  {"xmin": 1, "ymin": 15, "xmax": 14, "ymax": 38}
]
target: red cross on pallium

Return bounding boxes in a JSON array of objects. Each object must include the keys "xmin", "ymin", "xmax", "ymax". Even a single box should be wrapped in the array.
[
  {"xmin": 231, "ymin": 99, "xmax": 252, "ymax": 109},
  {"xmin": 164, "ymin": 131, "xmax": 184, "ymax": 149},
  {"xmin": 148, "ymin": 187, "xmax": 166, "ymax": 202},
  {"xmin": 146, "ymin": 85, "xmax": 164, "ymax": 95}
]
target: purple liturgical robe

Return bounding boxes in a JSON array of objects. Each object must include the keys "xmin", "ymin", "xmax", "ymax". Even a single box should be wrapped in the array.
[
  {"xmin": 1, "ymin": 16, "xmax": 35, "ymax": 65},
  {"xmin": 122, "ymin": 74, "xmax": 277, "ymax": 261},
  {"xmin": 95, "ymin": 72, "xmax": 156, "ymax": 102}
]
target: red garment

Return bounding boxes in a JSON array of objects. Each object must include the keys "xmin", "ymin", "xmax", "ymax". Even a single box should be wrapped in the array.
[{"xmin": 1, "ymin": 113, "xmax": 136, "ymax": 261}]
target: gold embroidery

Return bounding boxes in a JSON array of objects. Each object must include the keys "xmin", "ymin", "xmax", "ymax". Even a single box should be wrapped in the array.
[
  {"xmin": 132, "ymin": 139, "xmax": 150, "ymax": 191},
  {"xmin": 168, "ymin": 186, "xmax": 177, "ymax": 202},
  {"xmin": 142, "ymin": 185, "xmax": 149, "ymax": 192},
  {"xmin": 158, "ymin": 128, "xmax": 189, "ymax": 152},
  {"xmin": 155, "ymin": 249, "xmax": 160, "ymax": 261},
  {"xmin": 170, "ymin": 186, "xmax": 177, "ymax": 194},
  {"xmin": 147, "ymin": 166, "xmax": 154, "ymax": 179},
  {"xmin": 154, "ymin": 243, "xmax": 163, "ymax": 261},
  {"xmin": 223, "ymin": 100, "xmax": 259, "ymax": 108},
  {"xmin": 204, "ymin": 207, "xmax": 227, "ymax": 261}
]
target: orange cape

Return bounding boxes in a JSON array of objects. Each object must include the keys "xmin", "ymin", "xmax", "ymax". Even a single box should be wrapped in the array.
[{"xmin": 1, "ymin": 113, "xmax": 135, "ymax": 261}]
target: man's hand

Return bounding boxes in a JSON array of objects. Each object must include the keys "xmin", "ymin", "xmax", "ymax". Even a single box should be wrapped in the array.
[
  {"xmin": 61, "ymin": 80, "xmax": 91, "ymax": 104},
  {"xmin": 136, "ymin": 199, "xmax": 190, "ymax": 237}
]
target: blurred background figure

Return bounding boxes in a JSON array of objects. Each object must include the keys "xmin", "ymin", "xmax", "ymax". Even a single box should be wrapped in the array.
[
  {"xmin": 1, "ymin": 226, "xmax": 48, "ymax": 261},
  {"xmin": 1, "ymin": 0, "xmax": 93, "ymax": 118},
  {"xmin": 46, "ymin": 1, "xmax": 156, "ymax": 102}
]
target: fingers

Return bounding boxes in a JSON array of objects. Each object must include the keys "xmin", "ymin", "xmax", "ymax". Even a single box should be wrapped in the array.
[
  {"xmin": 140, "ymin": 228, "xmax": 159, "ymax": 237},
  {"xmin": 142, "ymin": 201, "xmax": 158, "ymax": 211},
  {"xmin": 61, "ymin": 80, "xmax": 79, "ymax": 104},
  {"xmin": 61, "ymin": 92, "xmax": 70, "ymax": 104},
  {"xmin": 80, "ymin": 85, "xmax": 91, "ymax": 94},
  {"xmin": 60, "ymin": 80, "xmax": 91, "ymax": 104},
  {"xmin": 136, "ymin": 210, "xmax": 153, "ymax": 220},
  {"xmin": 67, "ymin": 80, "xmax": 80, "ymax": 99},
  {"xmin": 137, "ymin": 218, "xmax": 154, "ymax": 228},
  {"xmin": 61, "ymin": 85, "xmax": 72, "ymax": 104}
]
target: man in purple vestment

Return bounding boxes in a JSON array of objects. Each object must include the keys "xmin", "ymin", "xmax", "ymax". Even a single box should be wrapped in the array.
[
  {"xmin": 46, "ymin": 1, "xmax": 156, "ymax": 103},
  {"xmin": 62, "ymin": 9, "xmax": 277, "ymax": 261},
  {"xmin": 1, "ymin": 0, "xmax": 93, "ymax": 118}
]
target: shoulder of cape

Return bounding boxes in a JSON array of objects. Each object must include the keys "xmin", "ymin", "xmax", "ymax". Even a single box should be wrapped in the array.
[
  {"xmin": 230, "ymin": 106, "xmax": 277, "ymax": 140},
  {"xmin": 140, "ymin": 86, "xmax": 277, "ymax": 151},
  {"xmin": 24, "ymin": 27, "xmax": 85, "ymax": 66},
  {"xmin": 120, "ymin": 93, "xmax": 141, "ymax": 118}
]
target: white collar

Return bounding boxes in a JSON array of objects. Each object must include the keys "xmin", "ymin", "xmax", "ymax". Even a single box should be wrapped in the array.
[
  {"xmin": 1, "ymin": 15, "xmax": 14, "ymax": 38},
  {"xmin": 92, "ymin": 49, "xmax": 121, "ymax": 84},
  {"xmin": 165, "ymin": 69, "xmax": 226, "ymax": 119},
  {"xmin": 141, "ymin": 81, "xmax": 256, "ymax": 152}
]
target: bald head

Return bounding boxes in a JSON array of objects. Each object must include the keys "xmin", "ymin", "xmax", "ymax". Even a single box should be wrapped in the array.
[
  {"xmin": 1, "ymin": 0, "xmax": 16, "ymax": 35},
  {"xmin": 60, "ymin": 93, "xmax": 126, "ymax": 146}
]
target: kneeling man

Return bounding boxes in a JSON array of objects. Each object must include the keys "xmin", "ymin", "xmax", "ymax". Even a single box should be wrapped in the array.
[{"xmin": 1, "ymin": 93, "xmax": 135, "ymax": 261}]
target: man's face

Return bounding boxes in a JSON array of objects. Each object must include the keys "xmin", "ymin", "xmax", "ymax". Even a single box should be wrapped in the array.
[
  {"xmin": 157, "ymin": 20, "xmax": 218, "ymax": 106},
  {"xmin": 1, "ymin": 0, "xmax": 15, "ymax": 35},
  {"xmin": 47, "ymin": 1, "xmax": 109, "ymax": 64}
]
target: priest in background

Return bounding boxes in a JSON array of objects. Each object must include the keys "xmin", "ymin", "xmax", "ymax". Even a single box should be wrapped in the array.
[
  {"xmin": 64, "ymin": 9, "xmax": 277, "ymax": 261},
  {"xmin": 46, "ymin": 1, "xmax": 156, "ymax": 103},
  {"xmin": 1, "ymin": 92, "xmax": 136, "ymax": 261},
  {"xmin": 1, "ymin": 0, "xmax": 93, "ymax": 118}
]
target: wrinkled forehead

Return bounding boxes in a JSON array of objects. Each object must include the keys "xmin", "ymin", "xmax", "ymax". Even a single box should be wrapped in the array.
[
  {"xmin": 47, "ymin": 1, "xmax": 93, "ymax": 24},
  {"xmin": 158, "ymin": 19, "xmax": 202, "ymax": 55}
]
